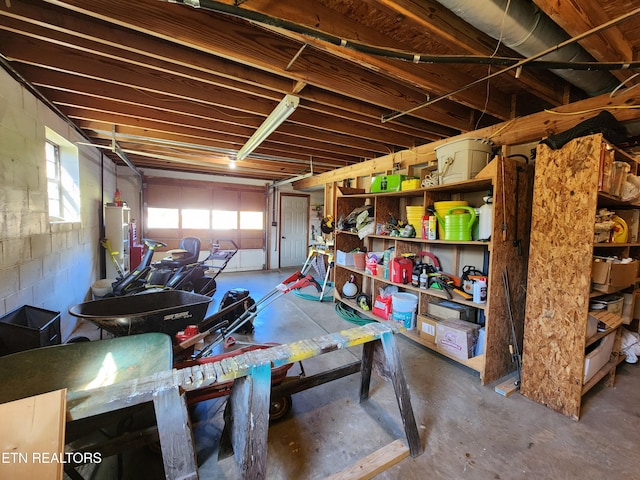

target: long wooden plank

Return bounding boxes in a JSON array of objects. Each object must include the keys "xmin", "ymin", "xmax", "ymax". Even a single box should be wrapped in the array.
[
  {"xmin": 294, "ymin": 86, "xmax": 640, "ymax": 190},
  {"xmin": 325, "ymin": 439, "xmax": 409, "ymax": 480},
  {"xmin": 66, "ymin": 323, "xmax": 401, "ymax": 421},
  {"xmin": 0, "ymin": 389, "xmax": 66, "ymax": 480}
]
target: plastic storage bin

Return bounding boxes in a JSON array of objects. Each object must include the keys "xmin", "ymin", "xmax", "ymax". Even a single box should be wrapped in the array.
[
  {"xmin": 435, "ymin": 138, "xmax": 494, "ymax": 184},
  {"xmin": 0, "ymin": 305, "xmax": 61, "ymax": 356}
]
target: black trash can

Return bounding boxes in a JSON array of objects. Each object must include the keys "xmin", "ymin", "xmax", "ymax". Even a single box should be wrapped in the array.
[{"xmin": 0, "ymin": 305, "xmax": 61, "ymax": 356}]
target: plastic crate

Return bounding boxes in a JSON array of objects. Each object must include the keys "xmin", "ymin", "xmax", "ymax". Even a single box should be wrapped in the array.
[{"xmin": 0, "ymin": 305, "xmax": 61, "ymax": 356}]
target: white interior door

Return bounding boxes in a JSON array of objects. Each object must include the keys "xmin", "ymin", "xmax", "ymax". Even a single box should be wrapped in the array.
[{"xmin": 279, "ymin": 194, "xmax": 308, "ymax": 268}]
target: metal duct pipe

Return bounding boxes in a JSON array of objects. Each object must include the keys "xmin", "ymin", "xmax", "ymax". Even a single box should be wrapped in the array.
[{"xmin": 435, "ymin": 0, "xmax": 620, "ymax": 96}]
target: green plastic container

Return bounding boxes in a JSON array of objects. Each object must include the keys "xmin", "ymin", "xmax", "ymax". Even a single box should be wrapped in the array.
[{"xmin": 371, "ymin": 174, "xmax": 406, "ymax": 193}]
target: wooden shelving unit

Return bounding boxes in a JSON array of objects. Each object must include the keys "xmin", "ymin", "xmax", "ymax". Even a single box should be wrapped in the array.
[
  {"xmin": 333, "ymin": 156, "xmax": 533, "ymax": 385},
  {"xmin": 521, "ymin": 133, "xmax": 637, "ymax": 420}
]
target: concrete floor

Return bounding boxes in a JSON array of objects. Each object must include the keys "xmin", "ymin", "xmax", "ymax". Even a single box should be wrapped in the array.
[{"xmin": 71, "ymin": 268, "xmax": 640, "ymax": 479}]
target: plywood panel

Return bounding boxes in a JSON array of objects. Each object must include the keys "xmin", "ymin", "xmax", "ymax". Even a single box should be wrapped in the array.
[
  {"xmin": 482, "ymin": 156, "xmax": 534, "ymax": 384},
  {"xmin": 521, "ymin": 134, "xmax": 602, "ymax": 420},
  {"xmin": 0, "ymin": 389, "xmax": 66, "ymax": 480}
]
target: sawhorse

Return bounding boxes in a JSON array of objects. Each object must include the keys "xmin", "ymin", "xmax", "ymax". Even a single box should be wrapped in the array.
[
  {"xmin": 301, "ymin": 244, "xmax": 334, "ymax": 301},
  {"xmin": 65, "ymin": 322, "xmax": 422, "ymax": 479}
]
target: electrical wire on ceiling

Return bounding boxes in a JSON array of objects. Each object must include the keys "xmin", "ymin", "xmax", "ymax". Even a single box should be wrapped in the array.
[
  {"xmin": 610, "ymin": 73, "xmax": 640, "ymax": 98},
  {"xmin": 380, "ymin": 7, "xmax": 640, "ymax": 123},
  {"xmin": 162, "ymin": 0, "xmax": 640, "ymax": 71},
  {"xmin": 475, "ymin": 0, "xmax": 514, "ymax": 130}
]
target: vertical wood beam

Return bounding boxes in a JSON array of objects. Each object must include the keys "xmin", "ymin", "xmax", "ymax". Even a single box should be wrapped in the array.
[
  {"xmin": 378, "ymin": 331, "xmax": 423, "ymax": 457},
  {"xmin": 153, "ymin": 387, "xmax": 199, "ymax": 480},
  {"xmin": 229, "ymin": 362, "xmax": 272, "ymax": 479}
]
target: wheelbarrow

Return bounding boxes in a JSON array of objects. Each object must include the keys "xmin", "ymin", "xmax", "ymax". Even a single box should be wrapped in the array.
[
  {"xmin": 68, "ymin": 290, "xmax": 213, "ymax": 338},
  {"xmin": 70, "ymin": 271, "xmax": 322, "ymax": 361}
]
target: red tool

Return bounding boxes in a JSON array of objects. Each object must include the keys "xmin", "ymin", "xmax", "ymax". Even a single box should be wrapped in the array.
[{"xmin": 194, "ymin": 271, "xmax": 322, "ymax": 359}]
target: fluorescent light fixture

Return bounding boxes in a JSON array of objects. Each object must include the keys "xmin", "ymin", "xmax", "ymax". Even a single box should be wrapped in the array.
[{"xmin": 236, "ymin": 94, "xmax": 299, "ymax": 161}]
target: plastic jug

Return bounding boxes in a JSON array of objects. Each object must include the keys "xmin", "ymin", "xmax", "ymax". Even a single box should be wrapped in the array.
[
  {"xmin": 391, "ymin": 257, "xmax": 413, "ymax": 284},
  {"xmin": 478, "ymin": 196, "xmax": 493, "ymax": 240}
]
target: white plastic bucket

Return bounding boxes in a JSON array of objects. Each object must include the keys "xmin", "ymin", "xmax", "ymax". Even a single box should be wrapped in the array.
[
  {"xmin": 392, "ymin": 292, "xmax": 418, "ymax": 329},
  {"xmin": 91, "ymin": 279, "xmax": 115, "ymax": 299}
]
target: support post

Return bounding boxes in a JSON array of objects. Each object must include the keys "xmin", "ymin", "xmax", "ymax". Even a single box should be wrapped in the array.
[
  {"xmin": 229, "ymin": 362, "xmax": 272, "ymax": 479},
  {"xmin": 378, "ymin": 331, "xmax": 423, "ymax": 457},
  {"xmin": 153, "ymin": 387, "xmax": 198, "ymax": 480}
]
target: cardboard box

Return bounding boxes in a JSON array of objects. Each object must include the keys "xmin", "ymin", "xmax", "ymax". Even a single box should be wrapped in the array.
[
  {"xmin": 586, "ymin": 315, "xmax": 598, "ymax": 339},
  {"xmin": 622, "ymin": 293, "xmax": 634, "ymax": 325},
  {"xmin": 418, "ymin": 314, "xmax": 438, "ymax": 343},
  {"xmin": 583, "ymin": 332, "xmax": 615, "ymax": 384},
  {"xmin": 370, "ymin": 174, "xmax": 406, "ymax": 193},
  {"xmin": 435, "ymin": 318, "xmax": 480, "ymax": 361},
  {"xmin": 427, "ymin": 300, "xmax": 476, "ymax": 323},
  {"xmin": 401, "ymin": 178, "xmax": 421, "ymax": 191},
  {"xmin": 598, "ymin": 146, "xmax": 615, "ymax": 193},
  {"xmin": 591, "ymin": 258, "xmax": 638, "ymax": 293},
  {"xmin": 336, "ymin": 250, "xmax": 355, "ymax": 266},
  {"xmin": 615, "ymin": 209, "xmax": 640, "ymax": 243}
]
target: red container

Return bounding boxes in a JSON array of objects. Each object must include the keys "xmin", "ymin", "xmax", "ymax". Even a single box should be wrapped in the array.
[{"xmin": 390, "ymin": 257, "xmax": 413, "ymax": 284}]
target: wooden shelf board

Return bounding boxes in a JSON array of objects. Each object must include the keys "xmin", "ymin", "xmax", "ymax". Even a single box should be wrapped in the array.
[
  {"xmin": 593, "ymin": 242, "xmax": 640, "ymax": 248},
  {"xmin": 368, "ymin": 235, "xmax": 490, "ymax": 247},
  {"xmin": 585, "ymin": 324, "xmax": 621, "ymax": 348},
  {"xmin": 597, "ymin": 192, "xmax": 640, "ymax": 208},
  {"xmin": 339, "ymin": 177, "xmax": 493, "ymax": 198}
]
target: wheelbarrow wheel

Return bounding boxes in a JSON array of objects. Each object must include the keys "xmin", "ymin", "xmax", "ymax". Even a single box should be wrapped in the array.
[{"xmin": 269, "ymin": 395, "xmax": 292, "ymax": 422}]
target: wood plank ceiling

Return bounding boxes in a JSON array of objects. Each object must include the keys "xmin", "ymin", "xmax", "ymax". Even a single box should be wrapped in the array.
[{"xmin": 0, "ymin": 0, "xmax": 638, "ymax": 182}]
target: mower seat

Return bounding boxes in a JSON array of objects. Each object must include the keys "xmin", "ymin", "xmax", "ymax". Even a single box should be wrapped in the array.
[{"xmin": 161, "ymin": 237, "xmax": 201, "ymax": 268}]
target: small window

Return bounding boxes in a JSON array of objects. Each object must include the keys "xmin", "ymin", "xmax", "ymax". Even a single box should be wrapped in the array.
[
  {"xmin": 240, "ymin": 211, "xmax": 263, "ymax": 230},
  {"xmin": 46, "ymin": 141, "xmax": 63, "ymax": 219},
  {"xmin": 45, "ymin": 128, "xmax": 80, "ymax": 223},
  {"xmin": 212, "ymin": 210, "xmax": 238, "ymax": 229},
  {"xmin": 182, "ymin": 209, "xmax": 210, "ymax": 229},
  {"xmin": 148, "ymin": 208, "xmax": 179, "ymax": 228}
]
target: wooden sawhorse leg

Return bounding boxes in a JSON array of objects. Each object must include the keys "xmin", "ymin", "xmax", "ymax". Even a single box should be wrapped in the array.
[
  {"xmin": 153, "ymin": 387, "xmax": 199, "ymax": 480},
  {"xmin": 225, "ymin": 362, "xmax": 272, "ymax": 479},
  {"xmin": 360, "ymin": 330, "xmax": 423, "ymax": 457}
]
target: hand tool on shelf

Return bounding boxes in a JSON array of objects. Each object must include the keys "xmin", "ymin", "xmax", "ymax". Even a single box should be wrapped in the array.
[{"xmin": 428, "ymin": 274, "xmax": 473, "ymax": 300}]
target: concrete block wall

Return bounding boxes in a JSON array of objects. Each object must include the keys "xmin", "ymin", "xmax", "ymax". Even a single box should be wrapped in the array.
[{"xmin": 0, "ymin": 67, "xmax": 115, "ymax": 341}]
